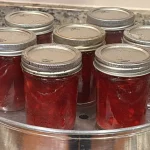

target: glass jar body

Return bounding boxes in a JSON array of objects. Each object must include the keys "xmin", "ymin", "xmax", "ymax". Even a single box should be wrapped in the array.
[
  {"xmin": 95, "ymin": 69, "xmax": 149, "ymax": 129},
  {"xmin": 78, "ymin": 51, "xmax": 95, "ymax": 105},
  {"xmin": 37, "ymin": 32, "xmax": 52, "ymax": 44},
  {"xmin": 0, "ymin": 56, "xmax": 24, "ymax": 111},
  {"xmin": 122, "ymin": 37, "xmax": 150, "ymax": 109},
  {"xmin": 24, "ymin": 72, "xmax": 79, "ymax": 129},
  {"xmin": 105, "ymin": 30, "xmax": 123, "ymax": 44}
]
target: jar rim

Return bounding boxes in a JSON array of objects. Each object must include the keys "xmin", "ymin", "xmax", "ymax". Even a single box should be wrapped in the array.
[
  {"xmin": 53, "ymin": 23, "xmax": 105, "ymax": 48},
  {"xmin": 0, "ymin": 27, "xmax": 36, "ymax": 56},
  {"xmin": 21, "ymin": 44, "xmax": 82, "ymax": 77},
  {"xmin": 94, "ymin": 44, "xmax": 150, "ymax": 77},
  {"xmin": 87, "ymin": 7, "xmax": 135, "ymax": 31},
  {"xmin": 123, "ymin": 25, "xmax": 150, "ymax": 46},
  {"xmin": 5, "ymin": 11, "xmax": 54, "ymax": 35}
]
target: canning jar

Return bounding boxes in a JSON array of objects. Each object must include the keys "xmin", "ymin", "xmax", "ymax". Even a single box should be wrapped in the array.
[
  {"xmin": 123, "ymin": 25, "xmax": 150, "ymax": 108},
  {"xmin": 5, "ymin": 11, "xmax": 54, "ymax": 44},
  {"xmin": 87, "ymin": 7, "xmax": 135, "ymax": 44},
  {"xmin": 0, "ymin": 27, "xmax": 36, "ymax": 111},
  {"xmin": 94, "ymin": 44, "xmax": 150, "ymax": 129},
  {"xmin": 53, "ymin": 24, "xmax": 105, "ymax": 105},
  {"xmin": 21, "ymin": 44, "xmax": 82, "ymax": 129}
]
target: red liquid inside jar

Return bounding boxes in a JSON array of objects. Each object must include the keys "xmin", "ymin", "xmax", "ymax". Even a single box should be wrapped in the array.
[
  {"xmin": 96, "ymin": 70, "xmax": 149, "ymax": 129},
  {"xmin": 78, "ymin": 51, "xmax": 95, "ymax": 104},
  {"xmin": 105, "ymin": 30, "xmax": 123, "ymax": 44},
  {"xmin": 24, "ymin": 72, "xmax": 79, "ymax": 129},
  {"xmin": 0, "ymin": 56, "xmax": 24, "ymax": 111},
  {"xmin": 37, "ymin": 32, "xmax": 52, "ymax": 44}
]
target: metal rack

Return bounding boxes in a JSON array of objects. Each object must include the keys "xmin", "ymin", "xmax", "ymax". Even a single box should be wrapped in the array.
[{"xmin": 0, "ymin": 104, "xmax": 150, "ymax": 150}]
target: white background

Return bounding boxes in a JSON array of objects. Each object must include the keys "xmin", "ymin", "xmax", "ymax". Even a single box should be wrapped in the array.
[{"xmin": 1, "ymin": 0, "xmax": 150, "ymax": 10}]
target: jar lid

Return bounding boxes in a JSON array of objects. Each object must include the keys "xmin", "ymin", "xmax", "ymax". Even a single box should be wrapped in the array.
[
  {"xmin": 5, "ymin": 11, "xmax": 54, "ymax": 35},
  {"xmin": 22, "ymin": 44, "xmax": 82, "ymax": 77},
  {"xmin": 53, "ymin": 24, "xmax": 105, "ymax": 51},
  {"xmin": 87, "ymin": 7, "xmax": 135, "ymax": 31},
  {"xmin": 123, "ymin": 25, "xmax": 150, "ymax": 47},
  {"xmin": 94, "ymin": 44, "xmax": 150, "ymax": 77},
  {"xmin": 0, "ymin": 27, "xmax": 36, "ymax": 56}
]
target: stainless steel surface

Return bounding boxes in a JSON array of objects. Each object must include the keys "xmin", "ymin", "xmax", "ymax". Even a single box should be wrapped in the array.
[
  {"xmin": 94, "ymin": 43, "xmax": 150, "ymax": 77},
  {"xmin": 5, "ymin": 11, "xmax": 54, "ymax": 35},
  {"xmin": 123, "ymin": 25, "xmax": 150, "ymax": 48},
  {"xmin": 53, "ymin": 24, "xmax": 105, "ymax": 51},
  {"xmin": 22, "ymin": 44, "xmax": 82, "ymax": 77},
  {"xmin": 0, "ymin": 27, "xmax": 36, "ymax": 56},
  {"xmin": 0, "ymin": 104, "xmax": 150, "ymax": 150},
  {"xmin": 87, "ymin": 7, "xmax": 135, "ymax": 31}
]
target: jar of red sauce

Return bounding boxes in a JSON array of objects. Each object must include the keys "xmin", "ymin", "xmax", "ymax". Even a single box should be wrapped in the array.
[
  {"xmin": 21, "ymin": 44, "xmax": 82, "ymax": 129},
  {"xmin": 5, "ymin": 11, "xmax": 54, "ymax": 44},
  {"xmin": 123, "ymin": 25, "xmax": 150, "ymax": 108},
  {"xmin": 87, "ymin": 7, "xmax": 135, "ymax": 44},
  {"xmin": 94, "ymin": 44, "xmax": 150, "ymax": 129},
  {"xmin": 0, "ymin": 27, "xmax": 36, "ymax": 111},
  {"xmin": 53, "ymin": 24, "xmax": 105, "ymax": 105}
]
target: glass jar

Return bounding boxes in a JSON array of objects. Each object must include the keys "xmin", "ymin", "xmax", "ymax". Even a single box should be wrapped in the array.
[
  {"xmin": 87, "ymin": 7, "xmax": 135, "ymax": 44},
  {"xmin": 53, "ymin": 24, "xmax": 105, "ymax": 105},
  {"xmin": 21, "ymin": 44, "xmax": 82, "ymax": 129},
  {"xmin": 94, "ymin": 44, "xmax": 150, "ymax": 129},
  {"xmin": 5, "ymin": 11, "xmax": 54, "ymax": 44},
  {"xmin": 123, "ymin": 25, "xmax": 150, "ymax": 108},
  {"xmin": 0, "ymin": 27, "xmax": 36, "ymax": 111}
]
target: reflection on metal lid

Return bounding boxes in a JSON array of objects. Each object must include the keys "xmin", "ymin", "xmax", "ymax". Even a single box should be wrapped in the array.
[
  {"xmin": 87, "ymin": 7, "xmax": 135, "ymax": 31},
  {"xmin": 94, "ymin": 44, "xmax": 150, "ymax": 77},
  {"xmin": 22, "ymin": 44, "xmax": 82, "ymax": 77},
  {"xmin": 53, "ymin": 24, "xmax": 105, "ymax": 51},
  {"xmin": 123, "ymin": 25, "xmax": 150, "ymax": 46},
  {"xmin": 5, "ymin": 11, "xmax": 54, "ymax": 35},
  {"xmin": 0, "ymin": 27, "xmax": 36, "ymax": 56},
  {"xmin": 28, "ymin": 47, "xmax": 77, "ymax": 64}
]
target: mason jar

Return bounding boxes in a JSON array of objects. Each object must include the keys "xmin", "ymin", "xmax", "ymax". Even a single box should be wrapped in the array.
[
  {"xmin": 5, "ymin": 11, "xmax": 54, "ymax": 44},
  {"xmin": 123, "ymin": 25, "xmax": 150, "ymax": 108},
  {"xmin": 21, "ymin": 44, "xmax": 82, "ymax": 129},
  {"xmin": 87, "ymin": 7, "xmax": 135, "ymax": 44},
  {"xmin": 94, "ymin": 44, "xmax": 150, "ymax": 129},
  {"xmin": 53, "ymin": 24, "xmax": 105, "ymax": 105},
  {"xmin": 0, "ymin": 27, "xmax": 36, "ymax": 111}
]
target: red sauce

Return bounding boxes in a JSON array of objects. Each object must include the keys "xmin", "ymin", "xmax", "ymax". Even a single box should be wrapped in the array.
[
  {"xmin": 37, "ymin": 32, "xmax": 52, "ymax": 44},
  {"xmin": 105, "ymin": 30, "xmax": 123, "ymax": 44},
  {"xmin": 96, "ymin": 70, "xmax": 149, "ymax": 129},
  {"xmin": 24, "ymin": 72, "xmax": 79, "ymax": 129},
  {"xmin": 78, "ymin": 51, "xmax": 95, "ymax": 104},
  {"xmin": 0, "ymin": 56, "xmax": 24, "ymax": 111}
]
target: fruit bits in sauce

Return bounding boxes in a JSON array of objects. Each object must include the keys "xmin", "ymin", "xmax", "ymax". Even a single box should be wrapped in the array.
[
  {"xmin": 94, "ymin": 44, "xmax": 150, "ymax": 129},
  {"xmin": 22, "ymin": 44, "xmax": 82, "ymax": 129}
]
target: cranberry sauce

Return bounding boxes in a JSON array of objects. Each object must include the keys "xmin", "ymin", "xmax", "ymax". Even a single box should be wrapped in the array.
[{"xmin": 22, "ymin": 44, "xmax": 82, "ymax": 129}]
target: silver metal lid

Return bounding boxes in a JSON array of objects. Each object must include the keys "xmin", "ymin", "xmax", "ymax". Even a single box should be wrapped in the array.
[
  {"xmin": 22, "ymin": 44, "xmax": 82, "ymax": 77},
  {"xmin": 94, "ymin": 44, "xmax": 150, "ymax": 77},
  {"xmin": 87, "ymin": 7, "xmax": 135, "ymax": 31},
  {"xmin": 53, "ymin": 24, "xmax": 105, "ymax": 51},
  {"xmin": 0, "ymin": 27, "xmax": 36, "ymax": 56},
  {"xmin": 123, "ymin": 25, "xmax": 150, "ymax": 48},
  {"xmin": 5, "ymin": 11, "xmax": 54, "ymax": 35}
]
